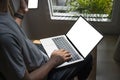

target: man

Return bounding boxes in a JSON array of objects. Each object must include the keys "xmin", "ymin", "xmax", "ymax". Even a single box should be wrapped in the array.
[{"xmin": 0, "ymin": 0, "xmax": 93, "ymax": 80}]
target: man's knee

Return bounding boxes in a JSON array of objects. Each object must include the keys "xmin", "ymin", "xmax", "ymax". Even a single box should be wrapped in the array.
[
  {"xmin": 77, "ymin": 54, "xmax": 93, "ymax": 80},
  {"xmin": 84, "ymin": 54, "xmax": 93, "ymax": 65}
]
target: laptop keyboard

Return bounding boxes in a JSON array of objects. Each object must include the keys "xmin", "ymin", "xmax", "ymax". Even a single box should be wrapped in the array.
[{"xmin": 52, "ymin": 37, "xmax": 81, "ymax": 62}]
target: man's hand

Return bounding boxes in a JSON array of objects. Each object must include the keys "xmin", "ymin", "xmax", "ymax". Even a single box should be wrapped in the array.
[
  {"xmin": 14, "ymin": 0, "xmax": 28, "ymax": 25},
  {"xmin": 18, "ymin": 0, "xmax": 29, "ymax": 14},
  {"xmin": 22, "ymin": 49, "xmax": 71, "ymax": 80},
  {"xmin": 50, "ymin": 49, "xmax": 72, "ymax": 67}
]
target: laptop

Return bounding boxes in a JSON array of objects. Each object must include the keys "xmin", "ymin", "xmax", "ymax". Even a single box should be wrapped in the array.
[{"xmin": 40, "ymin": 16, "xmax": 103, "ymax": 68}]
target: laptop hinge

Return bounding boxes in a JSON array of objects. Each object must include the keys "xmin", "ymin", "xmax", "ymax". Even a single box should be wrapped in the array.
[{"xmin": 65, "ymin": 35, "xmax": 85, "ymax": 58}]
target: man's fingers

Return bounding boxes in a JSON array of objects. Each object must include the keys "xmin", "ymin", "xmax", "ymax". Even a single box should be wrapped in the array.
[
  {"xmin": 64, "ymin": 53, "xmax": 72, "ymax": 61},
  {"xmin": 25, "ymin": 0, "xmax": 28, "ymax": 4},
  {"xmin": 59, "ymin": 49, "xmax": 65, "ymax": 51},
  {"xmin": 20, "ymin": 0, "xmax": 28, "ymax": 9},
  {"xmin": 59, "ymin": 49, "xmax": 69, "ymax": 53},
  {"xmin": 65, "ymin": 55, "xmax": 72, "ymax": 61},
  {"xmin": 65, "ymin": 53, "xmax": 71, "ymax": 57}
]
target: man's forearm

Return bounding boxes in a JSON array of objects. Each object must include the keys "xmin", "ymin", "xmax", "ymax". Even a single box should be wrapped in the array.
[
  {"xmin": 23, "ymin": 59, "xmax": 57, "ymax": 80},
  {"xmin": 27, "ymin": 49, "xmax": 70, "ymax": 80}
]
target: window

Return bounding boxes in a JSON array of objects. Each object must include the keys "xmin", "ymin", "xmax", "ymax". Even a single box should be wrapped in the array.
[{"xmin": 48, "ymin": 0, "xmax": 114, "ymax": 22}]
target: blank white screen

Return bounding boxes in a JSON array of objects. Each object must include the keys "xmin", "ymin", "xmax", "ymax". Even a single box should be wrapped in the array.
[{"xmin": 67, "ymin": 17, "xmax": 103, "ymax": 57}]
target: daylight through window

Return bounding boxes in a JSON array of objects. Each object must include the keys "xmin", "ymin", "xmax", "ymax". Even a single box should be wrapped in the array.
[{"xmin": 48, "ymin": 0, "xmax": 114, "ymax": 22}]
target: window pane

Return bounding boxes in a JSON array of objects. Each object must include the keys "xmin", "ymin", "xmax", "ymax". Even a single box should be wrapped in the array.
[{"xmin": 48, "ymin": 0, "xmax": 114, "ymax": 21}]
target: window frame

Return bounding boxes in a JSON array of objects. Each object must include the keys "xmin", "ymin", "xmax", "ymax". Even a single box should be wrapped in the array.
[{"xmin": 48, "ymin": 0, "xmax": 114, "ymax": 22}]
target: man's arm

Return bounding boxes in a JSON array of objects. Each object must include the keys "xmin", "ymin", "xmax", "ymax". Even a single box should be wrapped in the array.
[
  {"xmin": 23, "ymin": 49, "xmax": 71, "ymax": 80},
  {"xmin": 0, "ymin": 32, "xmax": 71, "ymax": 80},
  {"xmin": 14, "ymin": 0, "xmax": 28, "ymax": 26},
  {"xmin": 13, "ymin": 1, "xmax": 71, "ymax": 80}
]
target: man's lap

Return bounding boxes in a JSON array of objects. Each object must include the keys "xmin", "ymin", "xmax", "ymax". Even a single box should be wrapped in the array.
[{"xmin": 48, "ymin": 54, "xmax": 93, "ymax": 80}]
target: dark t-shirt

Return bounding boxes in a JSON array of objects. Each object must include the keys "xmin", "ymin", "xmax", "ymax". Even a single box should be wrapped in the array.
[{"xmin": 0, "ymin": 12, "xmax": 48, "ymax": 80}]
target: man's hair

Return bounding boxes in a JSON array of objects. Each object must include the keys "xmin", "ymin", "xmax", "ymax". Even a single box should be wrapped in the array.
[{"xmin": 0, "ymin": 0, "xmax": 9, "ymax": 12}]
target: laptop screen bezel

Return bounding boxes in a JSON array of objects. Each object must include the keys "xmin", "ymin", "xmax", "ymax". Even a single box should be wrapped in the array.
[{"xmin": 66, "ymin": 16, "xmax": 103, "ymax": 58}]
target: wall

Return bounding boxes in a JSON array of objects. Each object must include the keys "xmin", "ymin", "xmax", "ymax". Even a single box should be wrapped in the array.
[{"xmin": 25, "ymin": 0, "xmax": 120, "ymax": 39}]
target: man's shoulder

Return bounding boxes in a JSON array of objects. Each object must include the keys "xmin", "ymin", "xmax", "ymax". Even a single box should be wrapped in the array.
[
  {"xmin": 0, "ymin": 33, "xmax": 14, "ymax": 43},
  {"xmin": 0, "ymin": 23, "xmax": 13, "ymax": 35},
  {"xmin": 0, "ymin": 33, "xmax": 19, "ymax": 46}
]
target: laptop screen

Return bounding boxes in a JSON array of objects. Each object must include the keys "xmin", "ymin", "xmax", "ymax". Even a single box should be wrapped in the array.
[{"xmin": 66, "ymin": 17, "xmax": 103, "ymax": 57}]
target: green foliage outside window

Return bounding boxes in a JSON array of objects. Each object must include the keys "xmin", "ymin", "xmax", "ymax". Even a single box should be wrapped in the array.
[{"xmin": 66, "ymin": 0, "xmax": 113, "ymax": 16}]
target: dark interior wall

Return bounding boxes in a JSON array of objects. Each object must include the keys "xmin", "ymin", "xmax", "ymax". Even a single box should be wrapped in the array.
[
  {"xmin": 25, "ymin": 0, "xmax": 74, "ymax": 39},
  {"xmin": 24, "ymin": 0, "xmax": 120, "ymax": 40}
]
